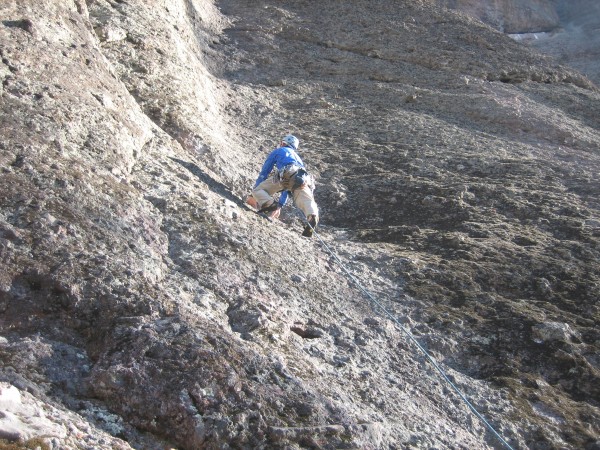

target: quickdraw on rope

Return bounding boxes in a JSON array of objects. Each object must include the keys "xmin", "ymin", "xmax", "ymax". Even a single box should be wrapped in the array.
[{"xmin": 302, "ymin": 218, "xmax": 515, "ymax": 450}]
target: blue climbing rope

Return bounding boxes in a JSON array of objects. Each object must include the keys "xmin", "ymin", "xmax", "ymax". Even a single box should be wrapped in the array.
[{"xmin": 306, "ymin": 221, "xmax": 515, "ymax": 450}]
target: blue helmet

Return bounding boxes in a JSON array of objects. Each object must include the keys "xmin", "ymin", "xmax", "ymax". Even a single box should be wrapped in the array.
[{"xmin": 282, "ymin": 134, "xmax": 299, "ymax": 150}]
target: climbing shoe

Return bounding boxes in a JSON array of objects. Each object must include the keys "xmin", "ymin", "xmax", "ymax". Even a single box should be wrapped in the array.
[
  {"xmin": 245, "ymin": 195, "xmax": 258, "ymax": 209},
  {"xmin": 302, "ymin": 215, "xmax": 318, "ymax": 237},
  {"xmin": 258, "ymin": 202, "xmax": 280, "ymax": 214}
]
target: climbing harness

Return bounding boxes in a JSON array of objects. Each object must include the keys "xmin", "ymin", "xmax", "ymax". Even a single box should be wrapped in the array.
[
  {"xmin": 302, "ymin": 218, "xmax": 516, "ymax": 450},
  {"xmin": 278, "ymin": 164, "xmax": 311, "ymax": 191}
]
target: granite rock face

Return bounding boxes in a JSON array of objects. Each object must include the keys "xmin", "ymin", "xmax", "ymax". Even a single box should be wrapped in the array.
[{"xmin": 0, "ymin": 0, "xmax": 599, "ymax": 449}]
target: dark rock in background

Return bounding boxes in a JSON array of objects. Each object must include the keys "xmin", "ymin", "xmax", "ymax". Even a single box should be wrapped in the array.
[{"xmin": 441, "ymin": 0, "xmax": 600, "ymax": 85}]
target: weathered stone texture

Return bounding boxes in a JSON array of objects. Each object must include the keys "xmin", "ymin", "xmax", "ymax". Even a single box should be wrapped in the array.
[{"xmin": 0, "ymin": 0, "xmax": 599, "ymax": 449}]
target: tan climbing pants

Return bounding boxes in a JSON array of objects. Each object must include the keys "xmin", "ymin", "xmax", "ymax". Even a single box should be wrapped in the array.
[{"xmin": 252, "ymin": 175, "xmax": 319, "ymax": 219}]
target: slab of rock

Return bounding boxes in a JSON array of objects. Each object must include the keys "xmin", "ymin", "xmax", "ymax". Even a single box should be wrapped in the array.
[
  {"xmin": 0, "ymin": 0, "xmax": 598, "ymax": 449},
  {"xmin": 0, "ymin": 383, "xmax": 66, "ymax": 442},
  {"xmin": 532, "ymin": 321, "xmax": 578, "ymax": 343}
]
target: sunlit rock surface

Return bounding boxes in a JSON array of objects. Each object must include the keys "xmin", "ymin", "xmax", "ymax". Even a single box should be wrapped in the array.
[{"xmin": 435, "ymin": 0, "xmax": 560, "ymax": 33}]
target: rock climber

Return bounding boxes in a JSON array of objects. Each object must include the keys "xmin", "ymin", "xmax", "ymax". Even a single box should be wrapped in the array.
[{"xmin": 249, "ymin": 134, "xmax": 319, "ymax": 237}]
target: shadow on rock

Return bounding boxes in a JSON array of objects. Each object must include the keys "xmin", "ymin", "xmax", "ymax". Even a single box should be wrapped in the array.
[{"xmin": 170, "ymin": 157, "xmax": 248, "ymax": 210}]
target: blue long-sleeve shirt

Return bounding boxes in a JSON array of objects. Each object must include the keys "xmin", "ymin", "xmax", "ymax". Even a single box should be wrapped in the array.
[{"xmin": 254, "ymin": 145, "xmax": 305, "ymax": 206}]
